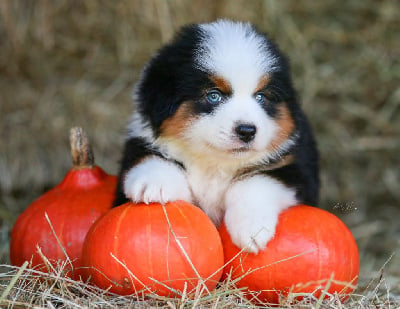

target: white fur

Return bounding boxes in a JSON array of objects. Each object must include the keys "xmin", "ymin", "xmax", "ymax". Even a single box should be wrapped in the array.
[
  {"xmin": 197, "ymin": 20, "xmax": 278, "ymax": 92},
  {"xmin": 184, "ymin": 164, "xmax": 233, "ymax": 224},
  {"xmin": 224, "ymin": 175, "xmax": 296, "ymax": 253},
  {"xmin": 123, "ymin": 156, "xmax": 192, "ymax": 204},
  {"xmin": 155, "ymin": 137, "xmax": 247, "ymax": 226}
]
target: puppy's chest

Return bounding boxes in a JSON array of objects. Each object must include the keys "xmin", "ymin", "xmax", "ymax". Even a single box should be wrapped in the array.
[{"xmin": 185, "ymin": 166, "xmax": 232, "ymax": 224}]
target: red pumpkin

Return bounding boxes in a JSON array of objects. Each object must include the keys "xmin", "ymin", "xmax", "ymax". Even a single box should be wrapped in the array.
[
  {"xmin": 10, "ymin": 127, "xmax": 117, "ymax": 279},
  {"xmin": 82, "ymin": 200, "xmax": 224, "ymax": 296},
  {"xmin": 219, "ymin": 205, "xmax": 359, "ymax": 304}
]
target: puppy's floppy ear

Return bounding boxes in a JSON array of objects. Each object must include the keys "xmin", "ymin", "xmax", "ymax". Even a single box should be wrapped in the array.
[
  {"xmin": 135, "ymin": 66, "xmax": 181, "ymax": 134},
  {"xmin": 134, "ymin": 24, "xmax": 205, "ymax": 134}
]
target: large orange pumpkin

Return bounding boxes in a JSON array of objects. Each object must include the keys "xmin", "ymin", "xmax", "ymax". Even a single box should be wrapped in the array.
[
  {"xmin": 82, "ymin": 200, "xmax": 224, "ymax": 296},
  {"xmin": 9, "ymin": 127, "xmax": 117, "ymax": 279},
  {"xmin": 219, "ymin": 205, "xmax": 359, "ymax": 304}
]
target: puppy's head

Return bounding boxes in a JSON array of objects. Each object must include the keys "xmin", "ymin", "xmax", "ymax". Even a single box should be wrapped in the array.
[{"xmin": 131, "ymin": 20, "xmax": 299, "ymax": 165}]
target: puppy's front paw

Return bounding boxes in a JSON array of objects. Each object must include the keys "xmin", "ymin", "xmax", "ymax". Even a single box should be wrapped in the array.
[
  {"xmin": 224, "ymin": 175, "xmax": 297, "ymax": 253},
  {"xmin": 123, "ymin": 157, "xmax": 192, "ymax": 204},
  {"xmin": 226, "ymin": 215, "xmax": 277, "ymax": 254}
]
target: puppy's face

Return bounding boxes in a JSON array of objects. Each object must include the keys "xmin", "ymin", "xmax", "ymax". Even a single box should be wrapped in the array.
[
  {"xmin": 161, "ymin": 77, "xmax": 287, "ymax": 160},
  {"xmin": 133, "ymin": 20, "xmax": 298, "ymax": 165}
]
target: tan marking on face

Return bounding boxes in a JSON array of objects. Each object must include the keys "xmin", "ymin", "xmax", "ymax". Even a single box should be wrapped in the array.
[
  {"xmin": 268, "ymin": 102, "xmax": 295, "ymax": 152},
  {"xmin": 159, "ymin": 102, "xmax": 195, "ymax": 137},
  {"xmin": 254, "ymin": 75, "xmax": 271, "ymax": 93},
  {"xmin": 210, "ymin": 76, "xmax": 232, "ymax": 94}
]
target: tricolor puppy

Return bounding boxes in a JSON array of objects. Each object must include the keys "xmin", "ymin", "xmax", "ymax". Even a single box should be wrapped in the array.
[{"xmin": 114, "ymin": 20, "xmax": 319, "ymax": 253}]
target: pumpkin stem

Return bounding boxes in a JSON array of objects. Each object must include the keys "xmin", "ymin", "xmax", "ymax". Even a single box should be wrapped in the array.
[{"xmin": 70, "ymin": 127, "xmax": 95, "ymax": 168}]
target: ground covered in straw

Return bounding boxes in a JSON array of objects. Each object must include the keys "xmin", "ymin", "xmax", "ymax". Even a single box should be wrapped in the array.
[
  {"xmin": 1, "ymin": 0, "xmax": 399, "ymax": 307},
  {"xmin": 0, "ymin": 261, "xmax": 397, "ymax": 308}
]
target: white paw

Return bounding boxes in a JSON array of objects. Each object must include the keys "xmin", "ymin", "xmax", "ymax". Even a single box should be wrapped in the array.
[
  {"xmin": 123, "ymin": 156, "xmax": 192, "ymax": 204},
  {"xmin": 224, "ymin": 175, "xmax": 296, "ymax": 253},
  {"xmin": 229, "ymin": 216, "xmax": 277, "ymax": 253},
  {"xmin": 224, "ymin": 218, "xmax": 275, "ymax": 255}
]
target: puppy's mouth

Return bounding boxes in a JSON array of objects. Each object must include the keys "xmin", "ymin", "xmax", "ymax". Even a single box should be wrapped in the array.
[
  {"xmin": 204, "ymin": 141, "xmax": 257, "ymax": 156},
  {"xmin": 232, "ymin": 146, "xmax": 251, "ymax": 152},
  {"xmin": 229, "ymin": 145, "xmax": 255, "ymax": 155}
]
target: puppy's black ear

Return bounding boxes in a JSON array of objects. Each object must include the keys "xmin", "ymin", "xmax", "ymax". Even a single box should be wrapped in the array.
[
  {"xmin": 134, "ymin": 24, "xmax": 205, "ymax": 134},
  {"xmin": 135, "ymin": 64, "xmax": 181, "ymax": 133}
]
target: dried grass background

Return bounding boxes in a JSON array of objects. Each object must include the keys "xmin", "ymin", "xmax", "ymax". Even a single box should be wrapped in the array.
[{"xmin": 0, "ymin": 0, "xmax": 399, "ymax": 305}]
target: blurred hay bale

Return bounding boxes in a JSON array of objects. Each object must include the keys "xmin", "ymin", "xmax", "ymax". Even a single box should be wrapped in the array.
[{"xmin": 0, "ymin": 0, "xmax": 399, "ymax": 269}]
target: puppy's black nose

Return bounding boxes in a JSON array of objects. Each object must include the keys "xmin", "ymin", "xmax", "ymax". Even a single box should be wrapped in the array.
[{"xmin": 235, "ymin": 124, "xmax": 257, "ymax": 143}]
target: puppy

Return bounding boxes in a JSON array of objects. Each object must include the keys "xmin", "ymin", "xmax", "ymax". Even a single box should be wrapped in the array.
[{"xmin": 114, "ymin": 20, "xmax": 319, "ymax": 253}]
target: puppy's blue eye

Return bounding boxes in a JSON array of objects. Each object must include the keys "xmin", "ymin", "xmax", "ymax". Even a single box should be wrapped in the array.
[
  {"xmin": 255, "ymin": 92, "xmax": 267, "ymax": 104},
  {"xmin": 206, "ymin": 90, "xmax": 223, "ymax": 104}
]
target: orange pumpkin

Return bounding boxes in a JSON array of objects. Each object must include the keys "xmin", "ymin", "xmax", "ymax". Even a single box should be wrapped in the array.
[
  {"xmin": 82, "ymin": 200, "xmax": 224, "ymax": 296},
  {"xmin": 9, "ymin": 127, "xmax": 117, "ymax": 279},
  {"xmin": 219, "ymin": 205, "xmax": 359, "ymax": 304}
]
